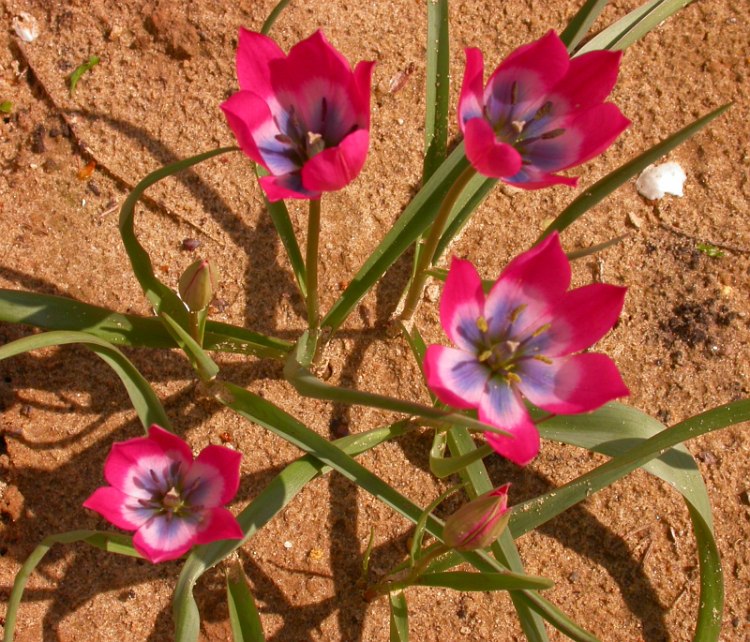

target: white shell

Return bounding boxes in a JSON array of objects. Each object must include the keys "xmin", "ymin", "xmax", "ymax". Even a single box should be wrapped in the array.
[
  {"xmin": 635, "ymin": 162, "xmax": 687, "ymax": 200},
  {"xmin": 12, "ymin": 13, "xmax": 40, "ymax": 42}
]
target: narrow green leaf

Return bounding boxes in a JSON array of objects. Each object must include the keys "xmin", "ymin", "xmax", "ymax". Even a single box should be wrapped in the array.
[
  {"xmin": 0, "ymin": 330, "xmax": 170, "ymax": 430},
  {"xmin": 577, "ymin": 0, "xmax": 692, "ymax": 55},
  {"xmin": 69, "ymin": 55, "xmax": 100, "ymax": 95},
  {"xmin": 423, "ymin": 0, "xmax": 450, "ymax": 182},
  {"xmin": 260, "ymin": 0, "xmax": 293, "ymax": 35},
  {"xmin": 430, "ymin": 434, "xmax": 494, "ymax": 478},
  {"xmin": 560, "ymin": 0, "xmax": 610, "ymax": 51},
  {"xmin": 538, "ymin": 104, "xmax": 731, "ymax": 242},
  {"xmin": 119, "ymin": 147, "xmax": 237, "ymax": 327},
  {"xmin": 416, "ymin": 571, "xmax": 553, "ymax": 592},
  {"xmin": 160, "ymin": 312, "xmax": 219, "ymax": 381},
  {"xmin": 0, "ymin": 289, "xmax": 291, "ymax": 359},
  {"xmin": 389, "ymin": 591, "xmax": 409, "ymax": 642},
  {"xmin": 227, "ymin": 564, "xmax": 265, "ymax": 642},
  {"xmin": 3, "ymin": 531, "xmax": 137, "ymax": 642},
  {"xmin": 409, "ymin": 485, "xmax": 463, "ymax": 565}
]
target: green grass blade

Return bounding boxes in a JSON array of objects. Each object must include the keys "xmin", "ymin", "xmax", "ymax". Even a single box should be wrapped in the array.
[
  {"xmin": 560, "ymin": 0, "xmax": 610, "ymax": 51},
  {"xmin": 227, "ymin": 564, "xmax": 265, "ymax": 642},
  {"xmin": 0, "ymin": 289, "xmax": 292, "ymax": 359},
  {"xmin": 0, "ymin": 330, "xmax": 170, "ymax": 430},
  {"xmin": 423, "ymin": 0, "xmax": 450, "ymax": 182},
  {"xmin": 416, "ymin": 571, "xmax": 553, "ymax": 592},
  {"xmin": 261, "ymin": 0, "xmax": 293, "ymax": 35},
  {"xmin": 389, "ymin": 591, "xmax": 409, "ymax": 642},
  {"xmin": 538, "ymin": 104, "xmax": 730, "ymax": 242},
  {"xmin": 321, "ymin": 145, "xmax": 470, "ymax": 334},
  {"xmin": 119, "ymin": 147, "xmax": 237, "ymax": 326},
  {"xmin": 3, "ymin": 530, "xmax": 137, "ymax": 642},
  {"xmin": 576, "ymin": 0, "xmax": 692, "ymax": 55}
]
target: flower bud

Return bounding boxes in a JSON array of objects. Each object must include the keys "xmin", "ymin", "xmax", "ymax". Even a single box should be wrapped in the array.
[
  {"xmin": 178, "ymin": 259, "xmax": 218, "ymax": 312},
  {"xmin": 443, "ymin": 484, "xmax": 511, "ymax": 551}
]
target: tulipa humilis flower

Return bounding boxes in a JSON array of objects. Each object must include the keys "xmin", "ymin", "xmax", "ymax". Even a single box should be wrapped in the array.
[
  {"xmin": 423, "ymin": 232, "xmax": 629, "ymax": 466},
  {"xmin": 84, "ymin": 425, "xmax": 242, "ymax": 563},
  {"xmin": 443, "ymin": 484, "xmax": 511, "ymax": 551}
]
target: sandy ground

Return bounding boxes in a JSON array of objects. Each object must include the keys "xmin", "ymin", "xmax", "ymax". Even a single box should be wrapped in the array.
[{"xmin": 0, "ymin": 0, "xmax": 749, "ymax": 640}]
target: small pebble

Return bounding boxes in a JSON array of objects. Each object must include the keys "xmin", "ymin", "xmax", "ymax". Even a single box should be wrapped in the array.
[
  {"xmin": 181, "ymin": 238, "xmax": 201, "ymax": 251},
  {"xmin": 13, "ymin": 12, "xmax": 40, "ymax": 42},
  {"xmin": 636, "ymin": 162, "xmax": 687, "ymax": 200},
  {"xmin": 283, "ymin": 540, "xmax": 293, "ymax": 549}
]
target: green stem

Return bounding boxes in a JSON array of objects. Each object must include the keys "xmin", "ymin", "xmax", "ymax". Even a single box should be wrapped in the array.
[
  {"xmin": 306, "ymin": 198, "xmax": 321, "ymax": 332},
  {"xmin": 399, "ymin": 165, "xmax": 476, "ymax": 323}
]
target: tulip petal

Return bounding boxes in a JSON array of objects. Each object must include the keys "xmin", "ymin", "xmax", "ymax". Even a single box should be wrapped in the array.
[
  {"xmin": 352, "ymin": 60, "xmax": 376, "ymax": 129},
  {"xmin": 518, "ymin": 352, "xmax": 629, "ymax": 414},
  {"xmin": 552, "ymin": 50, "xmax": 623, "ymax": 111},
  {"xmin": 543, "ymin": 284, "xmax": 627, "ymax": 356},
  {"xmin": 104, "ymin": 438, "xmax": 184, "ymax": 499},
  {"xmin": 463, "ymin": 118, "xmax": 523, "ymax": 179},
  {"xmin": 301, "ymin": 129, "xmax": 369, "ymax": 192},
  {"xmin": 194, "ymin": 507, "xmax": 243, "ymax": 545},
  {"xmin": 134, "ymin": 514, "xmax": 199, "ymax": 563},
  {"xmin": 185, "ymin": 446, "xmax": 242, "ymax": 506},
  {"xmin": 83, "ymin": 486, "xmax": 153, "ymax": 531},
  {"xmin": 479, "ymin": 378, "xmax": 540, "ymax": 466},
  {"xmin": 220, "ymin": 91, "xmax": 276, "ymax": 170},
  {"xmin": 236, "ymin": 29, "xmax": 285, "ymax": 99},
  {"xmin": 259, "ymin": 173, "xmax": 319, "ymax": 202},
  {"xmin": 440, "ymin": 257, "xmax": 486, "ymax": 350},
  {"xmin": 458, "ymin": 48, "xmax": 485, "ymax": 129},
  {"xmin": 423, "ymin": 345, "xmax": 489, "ymax": 410},
  {"xmin": 556, "ymin": 103, "xmax": 631, "ymax": 170},
  {"xmin": 485, "ymin": 233, "xmax": 569, "ymax": 336},
  {"xmin": 484, "ymin": 30, "xmax": 569, "ymax": 124}
]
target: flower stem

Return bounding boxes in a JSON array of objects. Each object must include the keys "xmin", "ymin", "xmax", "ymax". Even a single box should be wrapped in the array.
[
  {"xmin": 399, "ymin": 165, "xmax": 476, "ymax": 323},
  {"xmin": 306, "ymin": 198, "xmax": 322, "ymax": 332}
]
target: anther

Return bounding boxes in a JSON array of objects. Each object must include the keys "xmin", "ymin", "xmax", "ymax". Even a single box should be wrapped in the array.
[
  {"xmin": 478, "ymin": 350, "xmax": 493, "ymax": 362},
  {"xmin": 531, "ymin": 323, "xmax": 551, "ymax": 337},
  {"xmin": 510, "ymin": 81, "xmax": 519, "ymax": 105},
  {"xmin": 541, "ymin": 128, "xmax": 565, "ymax": 140},
  {"xmin": 533, "ymin": 354, "xmax": 553, "ymax": 364},
  {"xmin": 476, "ymin": 316, "xmax": 489, "ymax": 333},
  {"xmin": 509, "ymin": 304, "xmax": 527, "ymax": 323}
]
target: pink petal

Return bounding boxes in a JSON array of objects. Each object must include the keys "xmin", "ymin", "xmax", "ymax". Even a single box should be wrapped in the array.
[
  {"xmin": 301, "ymin": 129, "xmax": 369, "ymax": 192},
  {"xmin": 484, "ymin": 30, "xmax": 569, "ymax": 121},
  {"xmin": 555, "ymin": 102, "xmax": 630, "ymax": 170},
  {"xmin": 194, "ymin": 507, "xmax": 243, "ymax": 545},
  {"xmin": 104, "ymin": 438, "xmax": 182, "ymax": 499},
  {"xmin": 236, "ymin": 29, "xmax": 285, "ymax": 98},
  {"xmin": 440, "ymin": 257, "xmax": 486, "ymax": 351},
  {"xmin": 133, "ymin": 514, "xmax": 199, "ymax": 564},
  {"xmin": 518, "ymin": 352, "xmax": 629, "ymax": 414},
  {"xmin": 485, "ymin": 232, "xmax": 570, "ymax": 336},
  {"xmin": 352, "ymin": 60, "xmax": 376, "ymax": 129},
  {"xmin": 463, "ymin": 118, "xmax": 523, "ymax": 179},
  {"xmin": 553, "ymin": 50, "xmax": 623, "ymax": 111},
  {"xmin": 544, "ymin": 284, "xmax": 627, "ymax": 356},
  {"xmin": 458, "ymin": 48, "xmax": 485, "ymax": 129},
  {"xmin": 83, "ymin": 486, "xmax": 152, "ymax": 531},
  {"xmin": 259, "ymin": 174, "xmax": 319, "ymax": 202},
  {"xmin": 479, "ymin": 379, "xmax": 540, "ymax": 466},
  {"xmin": 220, "ymin": 91, "xmax": 275, "ymax": 170},
  {"xmin": 147, "ymin": 426, "xmax": 194, "ymax": 462},
  {"xmin": 423, "ymin": 345, "xmax": 489, "ymax": 410},
  {"xmin": 185, "ymin": 445, "xmax": 242, "ymax": 507}
]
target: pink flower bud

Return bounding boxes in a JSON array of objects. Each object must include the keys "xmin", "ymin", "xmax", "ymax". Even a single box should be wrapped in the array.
[
  {"xmin": 443, "ymin": 483, "xmax": 511, "ymax": 551},
  {"xmin": 178, "ymin": 259, "xmax": 218, "ymax": 312}
]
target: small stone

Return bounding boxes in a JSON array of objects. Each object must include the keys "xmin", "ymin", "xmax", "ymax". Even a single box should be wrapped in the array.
[
  {"xmin": 627, "ymin": 212, "xmax": 643, "ymax": 229},
  {"xmin": 696, "ymin": 451, "xmax": 717, "ymax": 465},
  {"xmin": 13, "ymin": 12, "xmax": 40, "ymax": 42},
  {"xmin": 283, "ymin": 540, "xmax": 293, "ymax": 549},
  {"xmin": 181, "ymin": 238, "xmax": 201, "ymax": 251},
  {"xmin": 636, "ymin": 162, "xmax": 687, "ymax": 200}
]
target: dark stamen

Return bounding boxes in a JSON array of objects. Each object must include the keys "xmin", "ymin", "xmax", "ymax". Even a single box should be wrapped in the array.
[
  {"xmin": 541, "ymin": 128, "xmax": 566, "ymax": 140},
  {"xmin": 275, "ymin": 133, "xmax": 294, "ymax": 145},
  {"xmin": 510, "ymin": 81, "xmax": 519, "ymax": 105},
  {"xmin": 534, "ymin": 101, "xmax": 553, "ymax": 120}
]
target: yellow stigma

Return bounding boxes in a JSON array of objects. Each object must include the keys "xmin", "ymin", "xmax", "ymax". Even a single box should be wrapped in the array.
[
  {"xmin": 476, "ymin": 316, "xmax": 489, "ymax": 333},
  {"xmin": 511, "ymin": 120, "xmax": 526, "ymax": 134}
]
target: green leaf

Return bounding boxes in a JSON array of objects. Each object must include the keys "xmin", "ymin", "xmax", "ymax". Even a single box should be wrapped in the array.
[
  {"xmin": 538, "ymin": 104, "xmax": 731, "ymax": 242},
  {"xmin": 416, "ymin": 571, "xmax": 553, "ymax": 592},
  {"xmin": 3, "ymin": 530, "xmax": 138, "ymax": 642},
  {"xmin": 0, "ymin": 330, "xmax": 170, "ymax": 430},
  {"xmin": 227, "ymin": 564, "xmax": 265, "ymax": 642},
  {"xmin": 696, "ymin": 242, "xmax": 724, "ymax": 258},
  {"xmin": 576, "ymin": 0, "xmax": 693, "ymax": 55},
  {"xmin": 0, "ymin": 100, "xmax": 12, "ymax": 114},
  {"xmin": 560, "ymin": 0, "xmax": 610, "ymax": 51},
  {"xmin": 389, "ymin": 591, "xmax": 409, "ymax": 642},
  {"xmin": 423, "ymin": 0, "xmax": 450, "ymax": 182},
  {"xmin": 429, "ymin": 431, "xmax": 494, "ymax": 478},
  {"xmin": 510, "ymin": 400, "xmax": 750, "ymax": 641},
  {"xmin": 69, "ymin": 55, "xmax": 100, "ymax": 95},
  {"xmin": 260, "ymin": 0, "xmax": 293, "ymax": 35},
  {"xmin": 0, "ymin": 289, "xmax": 291, "ymax": 359},
  {"xmin": 159, "ymin": 312, "xmax": 219, "ymax": 381},
  {"xmin": 119, "ymin": 147, "xmax": 237, "ymax": 328}
]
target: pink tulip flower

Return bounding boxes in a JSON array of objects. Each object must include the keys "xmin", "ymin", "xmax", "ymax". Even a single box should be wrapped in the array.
[
  {"xmin": 221, "ymin": 29, "xmax": 374, "ymax": 202},
  {"xmin": 423, "ymin": 232, "xmax": 629, "ymax": 466},
  {"xmin": 84, "ymin": 425, "xmax": 242, "ymax": 563},
  {"xmin": 443, "ymin": 484, "xmax": 511, "ymax": 551},
  {"xmin": 458, "ymin": 30, "xmax": 630, "ymax": 188}
]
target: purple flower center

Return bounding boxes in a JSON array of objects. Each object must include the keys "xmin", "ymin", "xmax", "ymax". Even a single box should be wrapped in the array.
[{"xmin": 136, "ymin": 461, "xmax": 204, "ymax": 520}]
